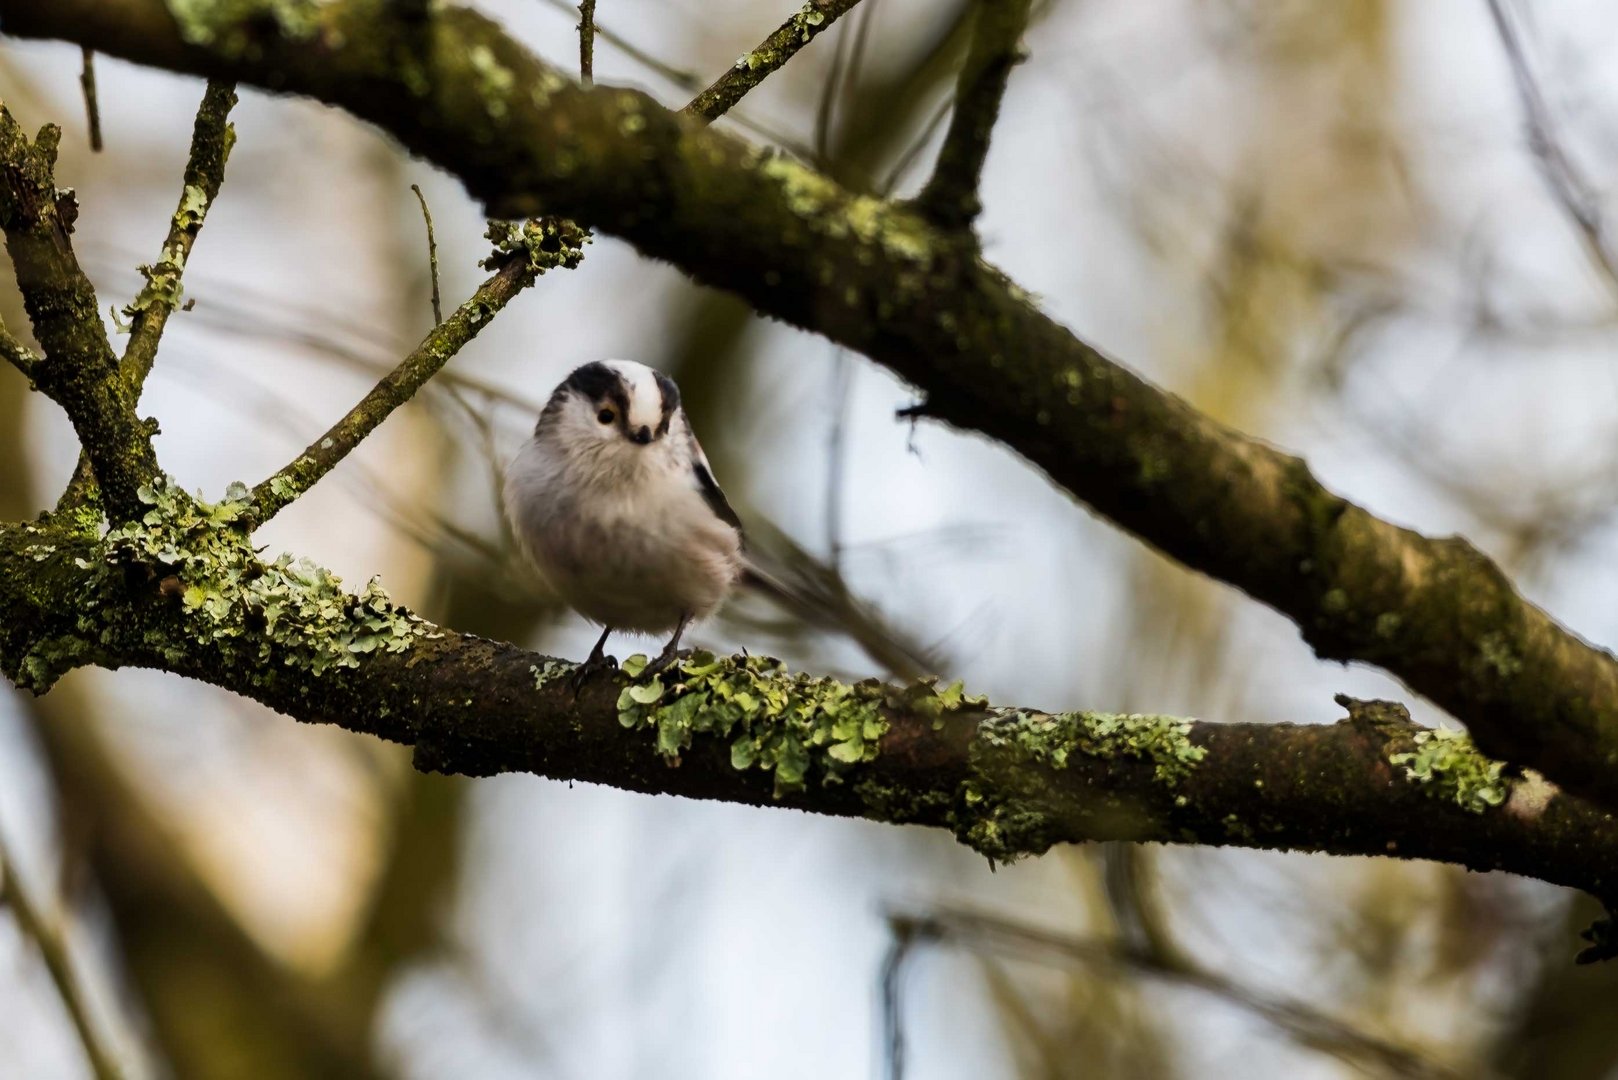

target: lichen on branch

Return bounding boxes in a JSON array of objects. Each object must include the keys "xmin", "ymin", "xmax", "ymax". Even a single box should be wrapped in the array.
[{"xmin": 1, "ymin": 478, "xmax": 434, "ymax": 693}]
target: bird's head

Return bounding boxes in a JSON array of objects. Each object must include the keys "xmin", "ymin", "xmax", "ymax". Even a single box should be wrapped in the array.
[{"xmin": 538, "ymin": 359, "xmax": 683, "ymax": 460}]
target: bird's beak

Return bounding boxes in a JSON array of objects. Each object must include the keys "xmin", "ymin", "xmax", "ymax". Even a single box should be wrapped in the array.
[{"xmin": 631, "ymin": 426, "xmax": 652, "ymax": 445}]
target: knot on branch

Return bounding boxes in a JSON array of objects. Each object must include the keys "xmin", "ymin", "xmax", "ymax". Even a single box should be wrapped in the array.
[{"xmin": 1337, "ymin": 696, "xmax": 1518, "ymax": 816}]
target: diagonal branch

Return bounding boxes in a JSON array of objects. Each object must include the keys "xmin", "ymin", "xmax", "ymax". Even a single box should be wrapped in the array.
[
  {"xmin": 0, "ymin": 105, "xmax": 155, "ymax": 519},
  {"xmin": 683, "ymin": 0, "xmax": 867, "ymax": 122},
  {"xmin": 56, "ymin": 79, "xmax": 238, "ymax": 513},
  {"xmin": 1483, "ymin": 0, "xmax": 1618, "ymax": 296},
  {"xmin": 911, "ymin": 0, "xmax": 1031, "ymax": 229},
  {"xmin": 16, "ymin": 3, "xmax": 1618, "ymax": 813},
  {"xmin": 120, "ymin": 79, "xmax": 237, "ymax": 390}
]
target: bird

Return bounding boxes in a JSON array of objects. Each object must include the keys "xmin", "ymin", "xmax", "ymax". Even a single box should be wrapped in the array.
[{"xmin": 503, "ymin": 359, "xmax": 744, "ymax": 677}]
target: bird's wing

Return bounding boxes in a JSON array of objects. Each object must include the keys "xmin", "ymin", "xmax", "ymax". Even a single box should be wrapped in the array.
[{"xmin": 687, "ymin": 424, "xmax": 743, "ymax": 533}]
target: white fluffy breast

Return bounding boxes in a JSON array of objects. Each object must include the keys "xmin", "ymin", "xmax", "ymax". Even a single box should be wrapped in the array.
[{"xmin": 503, "ymin": 429, "xmax": 742, "ymax": 633}]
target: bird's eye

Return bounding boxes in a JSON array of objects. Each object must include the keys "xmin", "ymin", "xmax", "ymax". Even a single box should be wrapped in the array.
[{"xmin": 596, "ymin": 408, "xmax": 615, "ymax": 425}]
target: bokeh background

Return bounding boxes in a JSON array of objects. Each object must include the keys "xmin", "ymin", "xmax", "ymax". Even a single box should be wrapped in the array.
[{"xmin": 4, "ymin": 0, "xmax": 1618, "ymax": 1076}]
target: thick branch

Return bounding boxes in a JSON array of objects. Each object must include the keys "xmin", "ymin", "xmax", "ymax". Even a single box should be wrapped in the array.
[
  {"xmin": 12, "ymin": 2, "xmax": 1618, "ymax": 812},
  {"xmin": 683, "ymin": 0, "xmax": 866, "ymax": 121},
  {"xmin": 121, "ymin": 78, "xmax": 236, "ymax": 389},
  {"xmin": 912, "ymin": 0, "xmax": 1030, "ymax": 229},
  {"xmin": 0, "ymin": 104, "xmax": 154, "ymax": 519},
  {"xmin": 1, "ymin": 516, "xmax": 1616, "ymax": 934}
]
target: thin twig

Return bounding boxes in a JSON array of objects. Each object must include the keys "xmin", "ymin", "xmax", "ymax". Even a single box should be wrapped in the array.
[
  {"xmin": 119, "ymin": 79, "xmax": 237, "ymax": 390},
  {"xmin": 534, "ymin": 0, "xmax": 818, "ymax": 155},
  {"xmin": 536, "ymin": 0, "xmax": 698, "ymax": 89},
  {"xmin": 251, "ymin": 220, "xmax": 588, "ymax": 521},
  {"xmin": 59, "ymin": 79, "xmax": 238, "ymax": 514},
  {"xmin": 1484, "ymin": 0, "xmax": 1618, "ymax": 294},
  {"xmin": 683, "ymin": 0, "xmax": 868, "ymax": 122},
  {"xmin": 410, "ymin": 184, "xmax": 442, "ymax": 325},
  {"xmin": 78, "ymin": 48, "xmax": 103, "ymax": 152},
  {"xmin": 913, "ymin": 0, "xmax": 1032, "ymax": 229},
  {"xmin": 884, "ymin": 906, "xmax": 1477, "ymax": 1080},
  {"xmin": 578, "ymin": 0, "xmax": 596, "ymax": 85},
  {"xmin": 0, "ymin": 313, "xmax": 40, "ymax": 378},
  {"xmin": 0, "ymin": 839, "xmax": 127, "ymax": 1080}
]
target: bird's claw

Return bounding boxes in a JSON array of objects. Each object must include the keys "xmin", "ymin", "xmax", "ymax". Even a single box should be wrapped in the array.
[
  {"xmin": 569, "ymin": 652, "xmax": 618, "ymax": 695},
  {"xmin": 641, "ymin": 647, "xmax": 693, "ymax": 680}
]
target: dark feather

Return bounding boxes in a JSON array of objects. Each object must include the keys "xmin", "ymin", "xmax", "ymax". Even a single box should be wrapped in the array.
[{"xmin": 694, "ymin": 460, "xmax": 743, "ymax": 532}]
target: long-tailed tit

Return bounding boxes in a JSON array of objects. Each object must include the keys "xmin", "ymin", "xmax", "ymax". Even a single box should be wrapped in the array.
[{"xmin": 504, "ymin": 359, "xmax": 744, "ymax": 674}]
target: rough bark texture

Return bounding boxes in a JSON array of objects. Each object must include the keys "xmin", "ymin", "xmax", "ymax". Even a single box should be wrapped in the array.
[
  {"xmin": 7, "ymin": 0, "xmax": 1618, "ymax": 816},
  {"xmin": 0, "ymin": 109, "xmax": 155, "ymax": 519},
  {"xmin": 0, "ymin": 515, "xmax": 1615, "ymax": 914}
]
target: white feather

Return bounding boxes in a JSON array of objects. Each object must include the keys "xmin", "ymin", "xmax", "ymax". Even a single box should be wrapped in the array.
[{"xmin": 503, "ymin": 360, "xmax": 742, "ymax": 636}]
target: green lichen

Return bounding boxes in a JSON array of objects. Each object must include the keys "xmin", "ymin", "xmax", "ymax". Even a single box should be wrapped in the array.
[
  {"xmin": 4, "ymin": 477, "xmax": 436, "ymax": 692},
  {"xmin": 1478, "ymin": 631, "xmax": 1524, "ymax": 679},
  {"xmin": 165, "ymin": 0, "xmax": 325, "ymax": 54},
  {"xmin": 122, "ymin": 243, "xmax": 187, "ymax": 322},
  {"xmin": 1389, "ymin": 727, "xmax": 1510, "ymax": 814},
  {"xmin": 175, "ymin": 185, "xmax": 210, "ymax": 229},
  {"xmin": 954, "ymin": 709, "xmax": 1206, "ymax": 864},
  {"xmin": 531, "ymin": 659, "xmax": 573, "ymax": 689},
  {"xmin": 757, "ymin": 156, "xmax": 935, "ymax": 269},
  {"xmin": 115, "ymin": 477, "xmax": 434, "ymax": 673},
  {"xmin": 481, "ymin": 217, "xmax": 591, "ymax": 274},
  {"xmin": 468, "ymin": 44, "xmax": 515, "ymax": 119},
  {"xmin": 615, "ymin": 650, "xmax": 889, "ymax": 797}
]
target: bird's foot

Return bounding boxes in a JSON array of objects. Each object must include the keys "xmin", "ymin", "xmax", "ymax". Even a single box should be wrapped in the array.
[
  {"xmin": 569, "ymin": 651, "xmax": 618, "ymax": 695},
  {"xmin": 641, "ymin": 646, "xmax": 693, "ymax": 680}
]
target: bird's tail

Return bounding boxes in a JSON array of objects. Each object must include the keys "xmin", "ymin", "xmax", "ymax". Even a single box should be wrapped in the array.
[{"xmin": 734, "ymin": 528, "xmax": 942, "ymax": 681}]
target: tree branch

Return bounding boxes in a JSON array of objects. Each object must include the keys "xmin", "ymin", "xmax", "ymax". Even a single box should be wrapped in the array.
[
  {"xmin": 408, "ymin": 182, "xmax": 441, "ymax": 325},
  {"xmin": 18, "ymin": 0, "xmax": 1618, "ymax": 812},
  {"xmin": 1484, "ymin": 0, "xmax": 1618, "ymax": 296},
  {"xmin": 0, "ymin": 309, "xmax": 39, "ymax": 376},
  {"xmin": 577, "ymin": 0, "xmax": 595, "ymax": 85},
  {"xmin": 120, "ymin": 78, "xmax": 236, "ymax": 389},
  {"xmin": 53, "ymin": 79, "xmax": 238, "ymax": 514},
  {"xmin": 78, "ymin": 47, "xmax": 103, "ymax": 152},
  {"xmin": 911, "ymin": 0, "xmax": 1031, "ymax": 229},
  {"xmin": 0, "ymin": 512, "xmax": 1615, "ymax": 947},
  {"xmin": 248, "ymin": 219, "xmax": 587, "ymax": 521},
  {"xmin": 683, "ymin": 0, "xmax": 867, "ymax": 122},
  {"xmin": 0, "ymin": 104, "xmax": 155, "ymax": 519}
]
